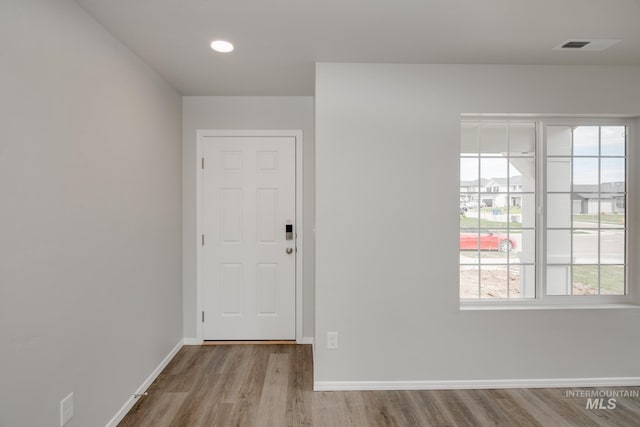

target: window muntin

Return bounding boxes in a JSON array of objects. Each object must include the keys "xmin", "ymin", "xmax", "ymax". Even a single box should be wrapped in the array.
[{"xmin": 460, "ymin": 119, "xmax": 629, "ymax": 303}]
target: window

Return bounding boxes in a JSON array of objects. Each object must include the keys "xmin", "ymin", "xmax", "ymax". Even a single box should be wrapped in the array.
[
  {"xmin": 460, "ymin": 121, "xmax": 536, "ymax": 300},
  {"xmin": 460, "ymin": 118, "xmax": 630, "ymax": 304},
  {"xmin": 545, "ymin": 124, "xmax": 626, "ymax": 297}
]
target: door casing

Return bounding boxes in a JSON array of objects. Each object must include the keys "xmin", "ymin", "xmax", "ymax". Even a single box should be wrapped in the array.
[{"xmin": 196, "ymin": 129, "xmax": 304, "ymax": 343}]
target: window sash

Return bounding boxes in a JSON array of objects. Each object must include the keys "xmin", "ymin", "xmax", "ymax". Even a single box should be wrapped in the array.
[{"xmin": 541, "ymin": 119, "xmax": 628, "ymax": 302}]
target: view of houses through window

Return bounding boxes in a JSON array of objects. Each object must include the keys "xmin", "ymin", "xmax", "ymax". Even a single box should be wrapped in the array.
[
  {"xmin": 545, "ymin": 125, "xmax": 626, "ymax": 297},
  {"xmin": 460, "ymin": 119, "xmax": 627, "ymax": 301},
  {"xmin": 460, "ymin": 121, "xmax": 536, "ymax": 300}
]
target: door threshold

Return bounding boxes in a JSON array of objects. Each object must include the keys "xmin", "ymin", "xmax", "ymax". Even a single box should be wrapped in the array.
[{"xmin": 202, "ymin": 340, "xmax": 296, "ymax": 345}]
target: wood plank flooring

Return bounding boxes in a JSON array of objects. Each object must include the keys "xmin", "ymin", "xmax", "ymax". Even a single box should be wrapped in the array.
[{"xmin": 118, "ymin": 345, "xmax": 640, "ymax": 426}]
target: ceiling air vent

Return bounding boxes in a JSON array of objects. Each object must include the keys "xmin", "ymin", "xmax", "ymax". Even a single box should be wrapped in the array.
[
  {"xmin": 561, "ymin": 41, "xmax": 590, "ymax": 49},
  {"xmin": 553, "ymin": 39, "xmax": 621, "ymax": 51}
]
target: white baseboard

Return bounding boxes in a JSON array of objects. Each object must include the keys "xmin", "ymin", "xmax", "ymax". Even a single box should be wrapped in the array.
[
  {"xmin": 185, "ymin": 337, "xmax": 309, "ymax": 345},
  {"xmin": 314, "ymin": 377, "xmax": 640, "ymax": 391},
  {"xmin": 105, "ymin": 339, "xmax": 183, "ymax": 427}
]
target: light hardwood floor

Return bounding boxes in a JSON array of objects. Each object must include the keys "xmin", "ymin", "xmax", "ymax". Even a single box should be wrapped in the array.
[{"xmin": 118, "ymin": 345, "xmax": 640, "ymax": 426}]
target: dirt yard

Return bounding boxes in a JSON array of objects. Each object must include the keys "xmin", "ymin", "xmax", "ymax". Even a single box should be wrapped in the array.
[{"xmin": 460, "ymin": 269, "xmax": 603, "ymax": 298}]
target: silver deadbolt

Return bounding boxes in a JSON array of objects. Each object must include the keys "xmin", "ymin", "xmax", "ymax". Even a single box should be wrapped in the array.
[{"xmin": 286, "ymin": 247, "xmax": 293, "ymax": 255}]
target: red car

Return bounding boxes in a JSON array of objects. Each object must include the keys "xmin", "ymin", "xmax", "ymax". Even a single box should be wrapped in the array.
[{"xmin": 460, "ymin": 232, "xmax": 516, "ymax": 252}]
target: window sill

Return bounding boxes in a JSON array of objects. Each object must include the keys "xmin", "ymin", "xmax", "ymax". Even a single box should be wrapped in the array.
[{"xmin": 460, "ymin": 303, "xmax": 640, "ymax": 311}]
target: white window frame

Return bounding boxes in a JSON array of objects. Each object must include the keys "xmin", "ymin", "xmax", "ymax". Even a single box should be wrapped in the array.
[{"xmin": 460, "ymin": 117, "xmax": 637, "ymax": 309}]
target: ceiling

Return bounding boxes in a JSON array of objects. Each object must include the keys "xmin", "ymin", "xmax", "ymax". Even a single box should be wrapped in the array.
[{"xmin": 75, "ymin": 0, "xmax": 640, "ymax": 96}]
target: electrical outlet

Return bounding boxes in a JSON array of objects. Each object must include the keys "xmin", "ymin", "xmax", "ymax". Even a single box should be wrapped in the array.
[
  {"xmin": 327, "ymin": 331, "xmax": 338, "ymax": 349},
  {"xmin": 60, "ymin": 392, "xmax": 73, "ymax": 426}
]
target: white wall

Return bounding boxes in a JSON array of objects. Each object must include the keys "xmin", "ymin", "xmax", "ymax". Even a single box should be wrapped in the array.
[
  {"xmin": 0, "ymin": 1, "xmax": 182, "ymax": 426},
  {"xmin": 182, "ymin": 96, "xmax": 315, "ymax": 339},
  {"xmin": 315, "ymin": 63, "xmax": 640, "ymax": 385}
]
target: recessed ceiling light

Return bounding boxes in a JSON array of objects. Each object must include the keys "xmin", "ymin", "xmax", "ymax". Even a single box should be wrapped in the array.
[{"xmin": 210, "ymin": 40, "xmax": 234, "ymax": 53}]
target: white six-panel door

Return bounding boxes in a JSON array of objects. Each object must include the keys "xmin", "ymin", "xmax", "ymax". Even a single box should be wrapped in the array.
[{"xmin": 201, "ymin": 136, "xmax": 296, "ymax": 340}]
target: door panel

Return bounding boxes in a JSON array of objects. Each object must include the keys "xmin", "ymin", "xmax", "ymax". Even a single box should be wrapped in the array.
[
  {"xmin": 222, "ymin": 189, "xmax": 242, "ymax": 242},
  {"xmin": 256, "ymin": 263, "xmax": 278, "ymax": 315},
  {"xmin": 221, "ymin": 263, "xmax": 242, "ymax": 315},
  {"xmin": 202, "ymin": 136, "xmax": 295, "ymax": 340},
  {"xmin": 480, "ymin": 234, "xmax": 493, "ymax": 250},
  {"xmin": 257, "ymin": 189, "xmax": 278, "ymax": 243}
]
